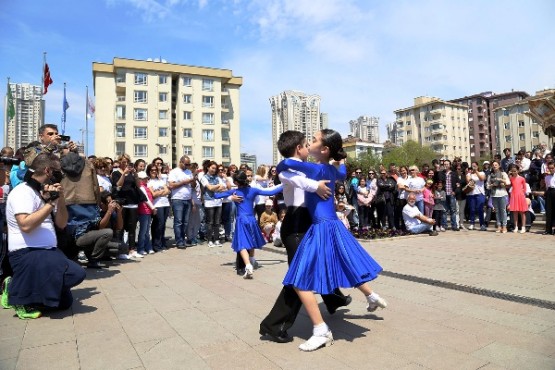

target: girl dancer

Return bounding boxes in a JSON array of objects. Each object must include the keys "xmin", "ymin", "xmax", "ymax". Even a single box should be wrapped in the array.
[
  {"xmin": 214, "ymin": 171, "xmax": 283, "ymax": 279},
  {"xmin": 277, "ymin": 129, "xmax": 387, "ymax": 352}
]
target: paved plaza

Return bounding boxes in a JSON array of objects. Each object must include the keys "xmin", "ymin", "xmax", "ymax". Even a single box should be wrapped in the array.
[{"xmin": 1, "ymin": 228, "xmax": 554, "ymax": 370}]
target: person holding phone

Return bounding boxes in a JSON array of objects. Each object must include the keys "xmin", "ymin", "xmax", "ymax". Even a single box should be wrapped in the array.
[{"xmin": 466, "ymin": 162, "xmax": 487, "ymax": 231}]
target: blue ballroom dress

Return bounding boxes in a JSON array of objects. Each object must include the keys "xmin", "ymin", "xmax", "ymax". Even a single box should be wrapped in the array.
[
  {"xmin": 214, "ymin": 185, "xmax": 283, "ymax": 252},
  {"xmin": 276, "ymin": 159, "xmax": 383, "ymax": 294}
]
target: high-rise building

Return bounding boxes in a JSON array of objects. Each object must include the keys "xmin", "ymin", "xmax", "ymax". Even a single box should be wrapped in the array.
[
  {"xmin": 393, "ymin": 96, "xmax": 470, "ymax": 162},
  {"xmin": 349, "ymin": 116, "xmax": 379, "ymax": 143},
  {"xmin": 450, "ymin": 91, "xmax": 529, "ymax": 158},
  {"xmin": 270, "ymin": 90, "xmax": 327, "ymax": 164},
  {"xmin": 492, "ymin": 89, "xmax": 551, "ymax": 154},
  {"xmin": 92, "ymin": 58, "xmax": 243, "ymax": 167},
  {"xmin": 240, "ymin": 152, "xmax": 257, "ymax": 170},
  {"xmin": 4, "ymin": 83, "xmax": 44, "ymax": 149}
]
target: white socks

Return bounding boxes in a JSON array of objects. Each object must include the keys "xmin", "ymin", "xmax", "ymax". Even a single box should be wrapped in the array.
[
  {"xmin": 367, "ymin": 292, "xmax": 380, "ymax": 303},
  {"xmin": 313, "ymin": 322, "xmax": 329, "ymax": 337}
]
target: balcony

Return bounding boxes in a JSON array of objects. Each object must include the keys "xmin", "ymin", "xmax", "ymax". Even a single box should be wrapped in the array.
[
  {"xmin": 221, "ymin": 103, "xmax": 229, "ymax": 111},
  {"xmin": 221, "ymin": 120, "xmax": 230, "ymax": 126},
  {"xmin": 116, "ymin": 95, "xmax": 125, "ymax": 102},
  {"xmin": 221, "ymin": 88, "xmax": 229, "ymax": 96}
]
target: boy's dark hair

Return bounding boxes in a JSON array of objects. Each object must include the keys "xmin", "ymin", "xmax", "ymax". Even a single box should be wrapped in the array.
[
  {"xmin": 233, "ymin": 170, "xmax": 250, "ymax": 187},
  {"xmin": 320, "ymin": 129, "xmax": 347, "ymax": 161},
  {"xmin": 277, "ymin": 131, "xmax": 305, "ymax": 158},
  {"xmin": 100, "ymin": 190, "xmax": 112, "ymax": 204}
]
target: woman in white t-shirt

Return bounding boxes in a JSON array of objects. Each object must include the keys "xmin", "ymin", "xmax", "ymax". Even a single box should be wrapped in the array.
[
  {"xmin": 221, "ymin": 164, "xmax": 238, "ymax": 242},
  {"xmin": 406, "ymin": 165, "xmax": 425, "ymax": 214},
  {"xmin": 395, "ymin": 166, "xmax": 409, "ymax": 230},
  {"xmin": 466, "ymin": 161, "xmax": 487, "ymax": 230},
  {"xmin": 93, "ymin": 158, "xmax": 112, "ymax": 193},
  {"xmin": 147, "ymin": 163, "xmax": 171, "ymax": 252},
  {"xmin": 200, "ymin": 161, "xmax": 227, "ymax": 247}
]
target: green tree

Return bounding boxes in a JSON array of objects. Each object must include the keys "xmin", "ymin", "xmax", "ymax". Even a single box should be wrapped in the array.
[
  {"xmin": 346, "ymin": 151, "xmax": 382, "ymax": 173},
  {"xmin": 382, "ymin": 140, "xmax": 439, "ymax": 168}
]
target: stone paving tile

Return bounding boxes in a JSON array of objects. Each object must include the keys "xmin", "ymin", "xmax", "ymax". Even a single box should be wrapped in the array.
[
  {"xmin": 77, "ymin": 328, "xmax": 142, "ymax": 370},
  {"xmin": 0, "ymin": 336, "xmax": 22, "ymax": 361},
  {"xmin": 134, "ymin": 336, "xmax": 209, "ymax": 370},
  {"xmin": 119, "ymin": 311, "xmax": 178, "ymax": 344},
  {"xmin": 0, "ymin": 357, "xmax": 17, "ymax": 370},
  {"xmin": 472, "ymin": 342, "xmax": 555, "ymax": 370},
  {"xmin": 16, "ymin": 340, "xmax": 79, "ymax": 370},
  {"xmin": 20, "ymin": 312, "xmax": 76, "ymax": 349},
  {"xmin": 194, "ymin": 339, "xmax": 279, "ymax": 369},
  {"xmin": 108, "ymin": 295, "xmax": 156, "ymax": 318}
]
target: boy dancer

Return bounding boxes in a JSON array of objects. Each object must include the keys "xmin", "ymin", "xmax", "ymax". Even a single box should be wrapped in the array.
[{"xmin": 259, "ymin": 131, "xmax": 351, "ymax": 343}]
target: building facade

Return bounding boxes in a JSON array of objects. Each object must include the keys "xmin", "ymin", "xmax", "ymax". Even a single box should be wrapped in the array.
[
  {"xmin": 393, "ymin": 96, "xmax": 470, "ymax": 162},
  {"xmin": 269, "ymin": 90, "xmax": 328, "ymax": 164},
  {"xmin": 492, "ymin": 89, "xmax": 551, "ymax": 154},
  {"xmin": 349, "ymin": 116, "xmax": 379, "ymax": 143},
  {"xmin": 4, "ymin": 83, "xmax": 44, "ymax": 149},
  {"xmin": 450, "ymin": 91, "xmax": 529, "ymax": 159},
  {"xmin": 342, "ymin": 136, "xmax": 384, "ymax": 159},
  {"xmin": 240, "ymin": 152, "xmax": 257, "ymax": 170},
  {"xmin": 92, "ymin": 58, "xmax": 243, "ymax": 167}
]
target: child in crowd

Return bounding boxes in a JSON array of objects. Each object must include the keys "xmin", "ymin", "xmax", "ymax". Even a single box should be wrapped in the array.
[
  {"xmin": 272, "ymin": 209, "xmax": 286, "ymax": 247},
  {"xmin": 423, "ymin": 179, "xmax": 434, "ymax": 218},
  {"xmin": 433, "ymin": 181, "xmax": 446, "ymax": 232},
  {"xmin": 336, "ymin": 201, "xmax": 351, "ymax": 229},
  {"xmin": 259, "ymin": 199, "xmax": 278, "ymax": 242},
  {"xmin": 137, "ymin": 171, "xmax": 157, "ymax": 255}
]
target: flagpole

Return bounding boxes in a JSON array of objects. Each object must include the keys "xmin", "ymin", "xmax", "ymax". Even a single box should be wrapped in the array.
[
  {"xmin": 85, "ymin": 85, "xmax": 89, "ymax": 156},
  {"xmin": 41, "ymin": 52, "xmax": 46, "ymax": 126},
  {"xmin": 62, "ymin": 82, "xmax": 67, "ymax": 135},
  {"xmin": 42, "ymin": 52, "xmax": 46, "ymax": 96},
  {"xmin": 6, "ymin": 77, "xmax": 10, "ymax": 148}
]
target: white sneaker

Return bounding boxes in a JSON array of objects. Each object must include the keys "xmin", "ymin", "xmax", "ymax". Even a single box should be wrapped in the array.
[
  {"xmin": 367, "ymin": 293, "xmax": 388, "ymax": 312},
  {"xmin": 148, "ymin": 250, "xmax": 155, "ymax": 255},
  {"xmin": 131, "ymin": 251, "xmax": 143, "ymax": 259},
  {"xmin": 139, "ymin": 251, "xmax": 147, "ymax": 256},
  {"xmin": 243, "ymin": 264, "xmax": 254, "ymax": 279},
  {"xmin": 214, "ymin": 240, "xmax": 222, "ymax": 247},
  {"xmin": 208, "ymin": 241, "xmax": 215, "ymax": 248},
  {"xmin": 468, "ymin": 224, "xmax": 474, "ymax": 230},
  {"xmin": 440, "ymin": 227, "xmax": 446, "ymax": 232},
  {"xmin": 299, "ymin": 331, "xmax": 334, "ymax": 352},
  {"xmin": 117, "ymin": 254, "xmax": 130, "ymax": 260},
  {"xmin": 520, "ymin": 228, "xmax": 526, "ymax": 234},
  {"xmin": 513, "ymin": 228, "xmax": 518, "ymax": 233}
]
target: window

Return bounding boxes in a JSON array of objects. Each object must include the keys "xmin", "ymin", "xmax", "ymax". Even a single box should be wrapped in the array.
[
  {"xmin": 518, "ymin": 121, "xmax": 525, "ymax": 127},
  {"xmin": 406, "ymin": 121, "xmax": 411, "ymax": 126},
  {"xmin": 134, "ymin": 73, "xmax": 147, "ymax": 85},
  {"xmin": 159, "ymin": 75, "xmax": 168, "ymax": 84},
  {"xmin": 202, "ymin": 129, "xmax": 214, "ymax": 141},
  {"xmin": 115, "ymin": 142, "xmax": 125, "ymax": 156},
  {"xmin": 159, "ymin": 127, "xmax": 168, "ymax": 137},
  {"xmin": 221, "ymin": 129, "xmax": 229, "ymax": 141},
  {"xmin": 116, "ymin": 124, "xmax": 125, "ymax": 138},
  {"xmin": 503, "ymin": 109, "xmax": 509, "ymax": 116},
  {"xmin": 505, "ymin": 135, "xmax": 511, "ymax": 142},
  {"xmin": 202, "ymin": 96, "xmax": 214, "ymax": 108},
  {"xmin": 222, "ymin": 145, "xmax": 230, "ymax": 158},
  {"xmin": 134, "ymin": 108, "xmax": 147, "ymax": 121},
  {"xmin": 183, "ymin": 94, "xmax": 192, "ymax": 104},
  {"xmin": 159, "ymin": 92, "xmax": 167, "ymax": 102},
  {"xmin": 158, "ymin": 145, "xmax": 167, "ymax": 155},
  {"xmin": 183, "ymin": 111, "xmax": 192, "ymax": 120},
  {"xmin": 504, "ymin": 123, "xmax": 510, "ymax": 129},
  {"xmin": 159, "ymin": 110, "xmax": 168, "ymax": 119},
  {"xmin": 134, "ymin": 144, "xmax": 147, "ymax": 157},
  {"xmin": 203, "ymin": 146, "xmax": 214, "ymax": 158},
  {"xmin": 183, "ymin": 146, "xmax": 192, "ymax": 155},
  {"xmin": 134, "ymin": 90, "xmax": 147, "ymax": 103},
  {"xmin": 202, "ymin": 79, "xmax": 214, "ymax": 91},
  {"xmin": 182, "ymin": 76, "xmax": 192, "ymax": 86},
  {"xmin": 519, "ymin": 134, "xmax": 525, "ymax": 140},
  {"xmin": 533, "ymin": 131, "xmax": 540, "ymax": 138},
  {"xmin": 134, "ymin": 127, "xmax": 147, "ymax": 139},
  {"xmin": 116, "ymin": 73, "xmax": 126, "ymax": 84},
  {"xmin": 116, "ymin": 105, "xmax": 126, "ymax": 120},
  {"xmin": 202, "ymin": 113, "xmax": 214, "ymax": 124},
  {"xmin": 183, "ymin": 128, "xmax": 192, "ymax": 138}
]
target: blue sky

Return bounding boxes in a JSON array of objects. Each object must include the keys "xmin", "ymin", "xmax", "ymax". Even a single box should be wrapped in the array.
[{"xmin": 1, "ymin": 0, "xmax": 554, "ymax": 165}]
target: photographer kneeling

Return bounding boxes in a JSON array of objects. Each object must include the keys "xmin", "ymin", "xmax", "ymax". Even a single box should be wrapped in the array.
[{"xmin": 1, "ymin": 153, "xmax": 86, "ymax": 319}]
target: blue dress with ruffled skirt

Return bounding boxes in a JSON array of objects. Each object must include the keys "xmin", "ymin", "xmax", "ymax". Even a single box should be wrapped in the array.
[
  {"xmin": 276, "ymin": 160, "xmax": 383, "ymax": 295},
  {"xmin": 214, "ymin": 185, "xmax": 283, "ymax": 252}
]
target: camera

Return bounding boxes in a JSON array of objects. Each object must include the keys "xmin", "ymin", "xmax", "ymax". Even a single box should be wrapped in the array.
[
  {"xmin": 0, "ymin": 156, "xmax": 22, "ymax": 165},
  {"xmin": 114, "ymin": 198, "xmax": 126, "ymax": 206},
  {"xmin": 41, "ymin": 184, "xmax": 60, "ymax": 201},
  {"xmin": 59, "ymin": 135, "xmax": 71, "ymax": 142}
]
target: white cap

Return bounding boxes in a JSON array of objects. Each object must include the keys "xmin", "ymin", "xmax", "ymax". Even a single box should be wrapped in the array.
[{"xmin": 137, "ymin": 171, "xmax": 148, "ymax": 179}]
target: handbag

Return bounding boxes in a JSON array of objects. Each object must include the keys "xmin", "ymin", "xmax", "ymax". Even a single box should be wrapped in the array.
[{"xmin": 462, "ymin": 181, "xmax": 475, "ymax": 194}]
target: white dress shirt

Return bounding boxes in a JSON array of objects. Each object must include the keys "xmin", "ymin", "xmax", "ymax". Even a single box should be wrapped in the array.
[{"xmin": 278, "ymin": 158, "xmax": 319, "ymax": 207}]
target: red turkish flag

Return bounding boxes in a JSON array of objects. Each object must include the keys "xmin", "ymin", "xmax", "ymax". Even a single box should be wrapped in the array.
[{"xmin": 43, "ymin": 63, "xmax": 53, "ymax": 94}]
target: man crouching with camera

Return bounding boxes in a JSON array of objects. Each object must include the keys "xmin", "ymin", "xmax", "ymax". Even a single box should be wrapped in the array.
[{"xmin": 1, "ymin": 153, "xmax": 86, "ymax": 319}]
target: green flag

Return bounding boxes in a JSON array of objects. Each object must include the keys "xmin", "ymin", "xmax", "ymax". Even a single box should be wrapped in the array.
[{"xmin": 7, "ymin": 87, "xmax": 15, "ymax": 120}]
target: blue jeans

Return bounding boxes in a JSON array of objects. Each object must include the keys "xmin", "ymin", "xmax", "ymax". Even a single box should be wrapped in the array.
[
  {"xmin": 415, "ymin": 199, "xmax": 424, "ymax": 214},
  {"xmin": 442, "ymin": 195, "xmax": 458, "ymax": 228},
  {"xmin": 137, "ymin": 214, "xmax": 153, "ymax": 253},
  {"xmin": 467, "ymin": 194, "xmax": 485, "ymax": 226},
  {"xmin": 221, "ymin": 202, "xmax": 236, "ymax": 238},
  {"xmin": 491, "ymin": 196, "xmax": 508, "ymax": 227},
  {"xmin": 408, "ymin": 223, "xmax": 432, "ymax": 234},
  {"xmin": 172, "ymin": 199, "xmax": 192, "ymax": 245},
  {"xmin": 151, "ymin": 206, "xmax": 169, "ymax": 251}
]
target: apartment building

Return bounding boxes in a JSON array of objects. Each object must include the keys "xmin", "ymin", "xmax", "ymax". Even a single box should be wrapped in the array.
[
  {"xmin": 92, "ymin": 58, "xmax": 243, "ymax": 167},
  {"xmin": 349, "ymin": 116, "xmax": 379, "ymax": 143},
  {"xmin": 269, "ymin": 90, "xmax": 328, "ymax": 164},
  {"xmin": 450, "ymin": 91, "xmax": 529, "ymax": 158},
  {"xmin": 492, "ymin": 89, "xmax": 551, "ymax": 154},
  {"xmin": 393, "ymin": 96, "xmax": 470, "ymax": 162},
  {"xmin": 342, "ymin": 136, "xmax": 384, "ymax": 159},
  {"xmin": 4, "ymin": 83, "xmax": 44, "ymax": 149}
]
